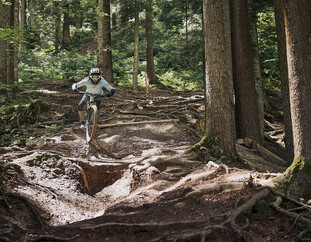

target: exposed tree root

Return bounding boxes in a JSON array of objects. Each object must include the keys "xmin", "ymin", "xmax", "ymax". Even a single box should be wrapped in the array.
[
  {"xmin": 186, "ymin": 182, "xmax": 245, "ymax": 198},
  {"xmin": 25, "ymin": 234, "xmax": 80, "ymax": 241},
  {"xmin": 74, "ymin": 219, "xmax": 208, "ymax": 230},
  {"xmin": 98, "ymin": 119, "xmax": 178, "ymax": 128},
  {"xmin": 73, "ymin": 163, "xmax": 91, "ymax": 194},
  {"xmin": 178, "ymin": 188, "xmax": 272, "ymax": 241},
  {"xmin": 179, "ymin": 186, "xmax": 311, "ymax": 241},
  {"xmin": 4, "ymin": 192, "xmax": 47, "ymax": 230},
  {"xmin": 271, "ymin": 196, "xmax": 311, "ymax": 224}
]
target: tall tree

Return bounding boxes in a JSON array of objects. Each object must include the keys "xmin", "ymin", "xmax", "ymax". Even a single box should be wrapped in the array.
[
  {"xmin": 98, "ymin": 0, "xmax": 113, "ymax": 82},
  {"xmin": 133, "ymin": 0, "xmax": 140, "ymax": 91},
  {"xmin": 282, "ymin": 0, "xmax": 311, "ymax": 199},
  {"xmin": 230, "ymin": 0, "xmax": 262, "ymax": 144},
  {"xmin": 54, "ymin": 1, "xmax": 61, "ymax": 53},
  {"xmin": 145, "ymin": 0, "xmax": 155, "ymax": 84},
  {"xmin": 115, "ymin": 0, "xmax": 125, "ymax": 30},
  {"xmin": 62, "ymin": 2, "xmax": 71, "ymax": 49},
  {"xmin": 248, "ymin": 0, "xmax": 265, "ymax": 139},
  {"xmin": 274, "ymin": 0, "xmax": 294, "ymax": 162},
  {"xmin": 200, "ymin": 0, "xmax": 237, "ymax": 160},
  {"xmin": 0, "ymin": 1, "xmax": 9, "ymax": 84},
  {"xmin": 13, "ymin": 0, "xmax": 18, "ymax": 82},
  {"xmin": 19, "ymin": 0, "xmax": 26, "ymax": 29},
  {"xmin": 7, "ymin": 0, "xmax": 15, "ymax": 85}
]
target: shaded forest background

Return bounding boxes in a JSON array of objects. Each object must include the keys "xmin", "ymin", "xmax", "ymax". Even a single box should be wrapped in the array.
[{"xmin": 0, "ymin": 0, "xmax": 279, "ymax": 91}]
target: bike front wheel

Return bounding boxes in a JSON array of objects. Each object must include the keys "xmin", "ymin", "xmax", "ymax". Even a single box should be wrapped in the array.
[{"xmin": 86, "ymin": 104, "xmax": 98, "ymax": 143}]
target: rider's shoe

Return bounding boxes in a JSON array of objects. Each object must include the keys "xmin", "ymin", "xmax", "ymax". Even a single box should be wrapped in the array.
[{"xmin": 80, "ymin": 121, "xmax": 85, "ymax": 130}]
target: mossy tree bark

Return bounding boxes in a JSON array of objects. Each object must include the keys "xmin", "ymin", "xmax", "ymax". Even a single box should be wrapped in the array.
[
  {"xmin": 201, "ymin": 0, "xmax": 237, "ymax": 160},
  {"xmin": 282, "ymin": 0, "xmax": 311, "ymax": 199}
]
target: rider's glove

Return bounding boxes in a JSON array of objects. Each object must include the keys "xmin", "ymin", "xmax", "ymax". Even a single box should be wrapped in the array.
[
  {"xmin": 106, "ymin": 88, "xmax": 115, "ymax": 97},
  {"xmin": 72, "ymin": 84, "xmax": 78, "ymax": 93}
]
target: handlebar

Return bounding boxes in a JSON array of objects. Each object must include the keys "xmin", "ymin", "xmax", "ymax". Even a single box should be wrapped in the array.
[{"xmin": 76, "ymin": 89, "xmax": 105, "ymax": 98}]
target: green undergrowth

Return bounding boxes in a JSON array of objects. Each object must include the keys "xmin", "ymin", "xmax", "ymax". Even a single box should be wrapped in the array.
[{"xmin": 0, "ymin": 86, "xmax": 62, "ymax": 147}]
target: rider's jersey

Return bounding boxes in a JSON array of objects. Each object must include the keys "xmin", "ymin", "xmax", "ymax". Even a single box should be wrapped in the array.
[{"xmin": 72, "ymin": 77, "xmax": 113, "ymax": 95}]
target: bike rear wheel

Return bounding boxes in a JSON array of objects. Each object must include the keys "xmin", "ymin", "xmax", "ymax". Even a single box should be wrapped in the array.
[{"xmin": 86, "ymin": 105, "xmax": 98, "ymax": 143}]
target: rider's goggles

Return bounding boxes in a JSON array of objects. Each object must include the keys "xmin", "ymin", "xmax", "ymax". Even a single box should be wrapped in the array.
[{"xmin": 91, "ymin": 74, "xmax": 100, "ymax": 81}]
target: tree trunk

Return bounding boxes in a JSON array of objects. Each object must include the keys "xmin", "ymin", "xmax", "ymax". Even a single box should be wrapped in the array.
[
  {"xmin": 133, "ymin": 0, "xmax": 140, "ymax": 92},
  {"xmin": 62, "ymin": 3, "xmax": 71, "ymax": 49},
  {"xmin": 14, "ymin": 0, "xmax": 19, "ymax": 82},
  {"xmin": 55, "ymin": 9, "xmax": 61, "ymax": 53},
  {"xmin": 223, "ymin": 0, "xmax": 233, "ymax": 106},
  {"xmin": 76, "ymin": 9, "xmax": 81, "ymax": 29},
  {"xmin": 19, "ymin": 0, "xmax": 26, "ymax": 29},
  {"xmin": 145, "ymin": 0, "xmax": 155, "ymax": 84},
  {"xmin": 0, "ymin": 2, "xmax": 8, "ymax": 84},
  {"xmin": 115, "ymin": 0, "xmax": 124, "ymax": 30},
  {"xmin": 283, "ymin": 0, "xmax": 311, "ymax": 199},
  {"xmin": 274, "ymin": 0, "xmax": 294, "ymax": 162},
  {"xmin": 98, "ymin": 0, "xmax": 113, "ymax": 82},
  {"xmin": 29, "ymin": 0, "xmax": 38, "ymax": 27},
  {"xmin": 7, "ymin": 0, "xmax": 15, "ymax": 85},
  {"xmin": 202, "ymin": 0, "xmax": 237, "ymax": 160},
  {"xmin": 19, "ymin": 0, "xmax": 26, "ymax": 50},
  {"xmin": 248, "ymin": 0, "xmax": 265, "ymax": 140},
  {"xmin": 230, "ymin": 0, "xmax": 262, "ymax": 144}
]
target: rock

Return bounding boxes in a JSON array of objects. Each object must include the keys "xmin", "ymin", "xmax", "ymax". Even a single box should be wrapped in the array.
[
  {"xmin": 236, "ymin": 139, "xmax": 245, "ymax": 145},
  {"xmin": 61, "ymin": 134, "xmax": 76, "ymax": 141}
]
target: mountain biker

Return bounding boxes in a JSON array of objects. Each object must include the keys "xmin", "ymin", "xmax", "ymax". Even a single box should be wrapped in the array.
[{"xmin": 72, "ymin": 68, "xmax": 115, "ymax": 129}]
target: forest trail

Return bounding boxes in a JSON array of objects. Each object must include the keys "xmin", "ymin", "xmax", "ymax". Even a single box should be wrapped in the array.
[{"xmin": 1, "ymin": 80, "xmax": 305, "ymax": 241}]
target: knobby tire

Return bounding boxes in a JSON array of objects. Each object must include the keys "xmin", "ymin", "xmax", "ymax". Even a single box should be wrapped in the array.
[{"xmin": 86, "ymin": 105, "xmax": 98, "ymax": 143}]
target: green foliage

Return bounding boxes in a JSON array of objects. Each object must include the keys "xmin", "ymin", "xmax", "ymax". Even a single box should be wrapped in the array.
[
  {"xmin": 256, "ymin": 5, "xmax": 280, "ymax": 90},
  {"xmin": 24, "ymin": 26, "xmax": 41, "ymax": 49},
  {"xmin": 157, "ymin": 71, "xmax": 202, "ymax": 90},
  {"xmin": 0, "ymin": 26, "xmax": 22, "ymax": 49},
  {"xmin": 71, "ymin": 27, "xmax": 95, "ymax": 49},
  {"xmin": 44, "ymin": 124, "xmax": 62, "ymax": 134},
  {"xmin": 1, "ymin": 0, "xmax": 12, "ymax": 5},
  {"xmin": 19, "ymin": 50, "xmax": 97, "ymax": 81},
  {"xmin": 109, "ymin": 0, "xmax": 204, "ymax": 90}
]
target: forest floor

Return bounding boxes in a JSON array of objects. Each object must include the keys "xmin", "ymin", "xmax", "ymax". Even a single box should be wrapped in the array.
[{"xmin": 1, "ymin": 79, "xmax": 311, "ymax": 241}]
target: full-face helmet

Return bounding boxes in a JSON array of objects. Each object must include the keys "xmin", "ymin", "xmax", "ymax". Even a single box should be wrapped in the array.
[{"xmin": 89, "ymin": 68, "xmax": 101, "ymax": 84}]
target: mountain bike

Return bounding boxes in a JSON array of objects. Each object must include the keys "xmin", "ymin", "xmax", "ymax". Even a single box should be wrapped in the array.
[{"xmin": 77, "ymin": 90, "xmax": 102, "ymax": 143}]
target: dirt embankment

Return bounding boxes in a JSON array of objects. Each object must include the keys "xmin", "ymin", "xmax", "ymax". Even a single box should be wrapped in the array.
[{"xmin": 1, "ymin": 81, "xmax": 309, "ymax": 241}]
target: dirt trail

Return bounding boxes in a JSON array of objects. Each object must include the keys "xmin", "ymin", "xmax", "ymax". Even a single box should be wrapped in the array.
[{"xmin": 1, "ymin": 81, "xmax": 307, "ymax": 241}]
